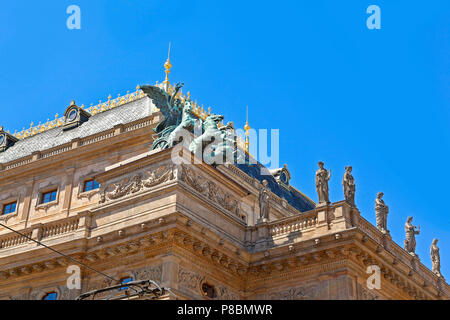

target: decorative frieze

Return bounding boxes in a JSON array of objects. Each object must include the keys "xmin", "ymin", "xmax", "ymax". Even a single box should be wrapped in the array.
[
  {"xmin": 178, "ymin": 266, "xmax": 203, "ymax": 290},
  {"xmin": 100, "ymin": 164, "xmax": 176, "ymax": 203},
  {"xmin": 133, "ymin": 265, "xmax": 162, "ymax": 283},
  {"xmin": 254, "ymin": 284, "xmax": 322, "ymax": 300},
  {"xmin": 180, "ymin": 165, "xmax": 243, "ymax": 220}
]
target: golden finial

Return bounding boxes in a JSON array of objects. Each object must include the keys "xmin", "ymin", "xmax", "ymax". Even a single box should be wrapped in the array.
[
  {"xmin": 244, "ymin": 106, "xmax": 250, "ymax": 152},
  {"xmin": 163, "ymin": 42, "xmax": 172, "ymax": 84},
  {"xmin": 70, "ymin": 100, "xmax": 76, "ymax": 106}
]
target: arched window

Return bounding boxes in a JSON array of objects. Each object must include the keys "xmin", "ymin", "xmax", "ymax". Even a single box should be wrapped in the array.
[{"xmin": 42, "ymin": 292, "xmax": 58, "ymax": 300}]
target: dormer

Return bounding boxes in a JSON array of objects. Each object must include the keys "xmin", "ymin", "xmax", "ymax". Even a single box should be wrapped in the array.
[
  {"xmin": 62, "ymin": 100, "xmax": 91, "ymax": 131},
  {"xmin": 269, "ymin": 164, "xmax": 291, "ymax": 189},
  {"xmin": 0, "ymin": 126, "xmax": 19, "ymax": 152}
]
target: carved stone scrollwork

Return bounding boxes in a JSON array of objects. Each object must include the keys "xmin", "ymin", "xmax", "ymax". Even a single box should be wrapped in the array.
[
  {"xmin": 178, "ymin": 266, "xmax": 203, "ymax": 290},
  {"xmin": 216, "ymin": 286, "xmax": 239, "ymax": 300},
  {"xmin": 35, "ymin": 200, "xmax": 58, "ymax": 212},
  {"xmin": 357, "ymin": 282, "xmax": 380, "ymax": 300},
  {"xmin": 77, "ymin": 189, "xmax": 99, "ymax": 200},
  {"xmin": 180, "ymin": 165, "xmax": 242, "ymax": 220},
  {"xmin": 133, "ymin": 265, "xmax": 162, "ymax": 283},
  {"xmin": 265, "ymin": 285, "xmax": 320, "ymax": 300},
  {"xmin": 100, "ymin": 164, "xmax": 176, "ymax": 203}
]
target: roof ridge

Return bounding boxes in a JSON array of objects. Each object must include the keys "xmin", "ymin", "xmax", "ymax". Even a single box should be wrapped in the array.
[{"xmin": 11, "ymin": 86, "xmax": 145, "ymax": 141}]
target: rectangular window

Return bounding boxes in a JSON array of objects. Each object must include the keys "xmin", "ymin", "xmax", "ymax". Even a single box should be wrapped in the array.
[
  {"xmin": 41, "ymin": 190, "xmax": 57, "ymax": 204},
  {"xmin": 83, "ymin": 179, "xmax": 99, "ymax": 192},
  {"xmin": 2, "ymin": 202, "xmax": 17, "ymax": 215}
]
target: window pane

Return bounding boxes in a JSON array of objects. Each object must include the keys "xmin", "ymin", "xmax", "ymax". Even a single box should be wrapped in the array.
[
  {"xmin": 84, "ymin": 180, "xmax": 99, "ymax": 192},
  {"xmin": 3, "ymin": 202, "xmax": 17, "ymax": 215},
  {"xmin": 42, "ymin": 190, "xmax": 57, "ymax": 204}
]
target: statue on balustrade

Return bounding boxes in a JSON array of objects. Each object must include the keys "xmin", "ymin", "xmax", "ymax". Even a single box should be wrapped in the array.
[
  {"xmin": 258, "ymin": 180, "xmax": 270, "ymax": 223},
  {"xmin": 342, "ymin": 166, "xmax": 355, "ymax": 207},
  {"xmin": 404, "ymin": 216, "xmax": 420, "ymax": 256},
  {"xmin": 375, "ymin": 192, "xmax": 389, "ymax": 233},
  {"xmin": 315, "ymin": 162, "xmax": 331, "ymax": 206},
  {"xmin": 430, "ymin": 238, "xmax": 442, "ymax": 277}
]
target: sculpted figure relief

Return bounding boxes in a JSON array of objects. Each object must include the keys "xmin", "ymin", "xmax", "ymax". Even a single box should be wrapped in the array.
[
  {"xmin": 430, "ymin": 239, "xmax": 442, "ymax": 277},
  {"xmin": 404, "ymin": 216, "xmax": 420, "ymax": 255},
  {"xmin": 189, "ymin": 113, "xmax": 224, "ymax": 157},
  {"xmin": 166, "ymin": 99, "xmax": 200, "ymax": 148},
  {"xmin": 315, "ymin": 162, "xmax": 331, "ymax": 205},
  {"xmin": 141, "ymin": 81, "xmax": 248, "ymax": 166},
  {"xmin": 375, "ymin": 192, "xmax": 389, "ymax": 233},
  {"xmin": 342, "ymin": 166, "xmax": 355, "ymax": 206},
  {"xmin": 141, "ymin": 82, "xmax": 185, "ymax": 150},
  {"xmin": 258, "ymin": 180, "xmax": 270, "ymax": 222},
  {"xmin": 214, "ymin": 122, "xmax": 242, "ymax": 165}
]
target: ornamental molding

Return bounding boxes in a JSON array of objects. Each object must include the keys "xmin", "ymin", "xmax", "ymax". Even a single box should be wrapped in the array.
[
  {"xmin": 77, "ymin": 189, "xmax": 99, "ymax": 200},
  {"xmin": 0, "ymin": 212, "xmax": 18, "ymax": 223},
  {"xmin": 35, "ymin": 199, "xmax": 59, "ymax": 212}
]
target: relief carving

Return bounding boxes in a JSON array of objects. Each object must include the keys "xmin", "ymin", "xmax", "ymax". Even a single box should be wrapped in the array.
[
  {"xmin": 100, "ymin": 164, "xmax": 176, "ymax": 203},
  {"xmin": 357, "ymin": 282, "xmax": 379, "ymax": 300},
  {"xmin": 180, "ymin": 165, "xmax": 242, "ymax": 220},
  {"xmin": 133, "ymin": 265, "xmax": 162, "ymax": 282},
  {"xmin": 255, "ymin": 283, "xmax": 326, "ymax": 300},
  {"xmin": 178, "ymin": 266, "xmax": 203, "ymax": 290},
  {"xmin": 216, "ymin": 285, "xmax": 239, "ymax": 300}
]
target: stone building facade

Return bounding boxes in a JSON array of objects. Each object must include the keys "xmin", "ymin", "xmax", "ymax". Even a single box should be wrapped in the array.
[{"xmin": 0, "ymin": 80, "xmax": 448, "ymax": 300}]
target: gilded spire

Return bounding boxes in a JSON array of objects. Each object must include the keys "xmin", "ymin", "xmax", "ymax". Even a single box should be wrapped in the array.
[
  {"xmin": 163, "ymin": 42, "xmax": 172, "ymax": 85},
  {"xmin": 244, "ymin": 106, "xmax": 251, "ymax": 152}
]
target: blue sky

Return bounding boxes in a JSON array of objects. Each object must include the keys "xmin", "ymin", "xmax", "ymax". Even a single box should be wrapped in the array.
[{"xmin": 1, "ymin": 1, "xmax": 449, "ymax": 279}]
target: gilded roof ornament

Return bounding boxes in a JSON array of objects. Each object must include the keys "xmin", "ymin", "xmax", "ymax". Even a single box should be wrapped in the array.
[
  {"xmin": 244, "ymin": 106, "xmax": 251, "ymax": 152},
  {"xmin": 12, "ymin": 86, "xmax": 144, "ymax": 140},
  {"xmin": 163, "ymin": 42, "xmax": 172, "ymax": 86}
]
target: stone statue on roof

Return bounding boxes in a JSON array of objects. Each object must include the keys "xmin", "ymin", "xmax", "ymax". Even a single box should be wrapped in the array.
[
  {"xmin": 140, "ymin": 82, "xmax": 186, "ymax": 149},
  {"xmin": 166, "ymin": 99, "xmax": 201, "ymax": 149},
  {"xmin": 404, "ymin": 216, "xmax": 420, "ymax": 256},
  {"xmin": 342, "ymin": 166, "xmax": 355, "ymax": 207},
  {"xmin": 375, "ymin": 192, "xmax": 389, "ymax": 233},
  {"xmin": 430, "ymin": 238, "xmax": 442, "ymax": 277},
  {"xmin": 315, "ymin": 162, "xmax": 331, "ymax": 206}
]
